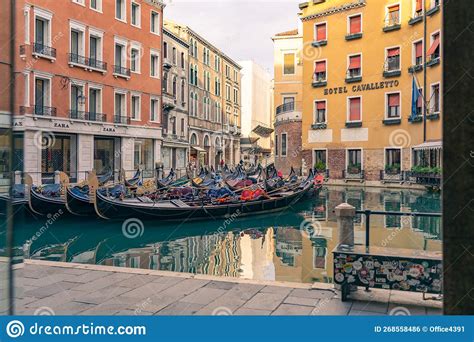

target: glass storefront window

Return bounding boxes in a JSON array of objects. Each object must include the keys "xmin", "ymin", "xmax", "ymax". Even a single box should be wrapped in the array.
[
  {"xmin": 134, "ymin": 139, "xmax": 154, "ymax": 171},
  {"xmin": 41, "ymin": 134, "xmax": 77, "ymax": 183},
  {"xmin": 94, "ymin": 137, "xmax": 116, "ymax": 175}
]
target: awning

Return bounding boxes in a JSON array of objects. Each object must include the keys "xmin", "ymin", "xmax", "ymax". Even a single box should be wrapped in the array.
[
  {"xmin": 350, "ymin": 15, "xmax": 361, "ymax": 34},
  {"xmin": 191, "ymin": 146, "xmax": 206, "ymax": 153},
  {"xmin": 315, "ymin": 61, "xmax": 326, "ymax": 73},
  {"xmin": 413, "ymin": 141, "xmax": 442, "ymax": 151},
  {"xmin": 427, "ymin": 36, "xmax": 440, "ymax": 56},
  {"xmin": 349, "ymin": 55, "xmax": 361, "ymax": 69},
  {"xmin": 252, "ymin": 125, "xmax": 274, "ymax": 137},
  {"xmin": 387, "ymin": 47, "xmax": 400, "ymax": 57}
]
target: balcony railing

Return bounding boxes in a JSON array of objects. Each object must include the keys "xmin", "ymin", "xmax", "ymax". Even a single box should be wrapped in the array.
[
  {"xmin": 380, "ymin": 170, "xmax": 404, "ymax": 183},
  {"xmin": 69, "ymin": 110, "xmax": 106, "ymax": 122},
  {"xmin": 32, "ymin": 105, "xmax": 57, "ymax": 116},
  {"xmin": 276, "ymin": 102, "xmax": 296, "ymax": 115},
  {"xmin": 33, "ymin": 42, "xmax": 56, "ymax": 58},
  {"xmin": 68, "ymin": 53, "xmax": 88, "ymax": 66},
  {"xmin": 405, "ymin": 171, "xmax": 441, "ymax": 186},
  {"xmin": 88, "ymin": 58, "xmax": 107, "ymax": 71},
  {"xmin": 343, "ymin": 169, "xmax": 365, "ymax": 181},
  {"xmin": 113, "ymin": 65, "xmax": 131, "ymax": 77},
  {"xmin": 114, "ymin": 115, "xmax": 130, "ymax": 124}
]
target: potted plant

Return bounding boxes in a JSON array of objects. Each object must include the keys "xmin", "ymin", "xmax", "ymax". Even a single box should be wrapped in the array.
[
  {"xmin": 314, "ymin": 161, "xmax": 326, "ymax": 173},
  {"xmin": 385, "ymin": 163, "xmax": 400, "ymax": 175},
  {"xmin": 347, "ymin": 163, "xmax": 361, "ymax": 174}
]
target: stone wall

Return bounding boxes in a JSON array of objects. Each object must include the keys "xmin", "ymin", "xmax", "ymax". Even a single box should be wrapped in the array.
[{"xmin": 274, "ymin": 120, "xmax": 302, "ymax": 176}]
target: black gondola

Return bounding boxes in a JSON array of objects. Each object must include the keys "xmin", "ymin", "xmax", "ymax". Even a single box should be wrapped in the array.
[{"xmin": 94, "ymin": 173, "xmax": 314, "ymax": 221}]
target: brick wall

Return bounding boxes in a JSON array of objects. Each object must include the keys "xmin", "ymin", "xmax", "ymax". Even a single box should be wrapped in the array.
[
  {"xmin": 274, "ymin": 120, "xmax": 302, "ymax": 176},
  {"xmin": 328, "ymin": 149, "xmax": 345, "ymax": 179}
]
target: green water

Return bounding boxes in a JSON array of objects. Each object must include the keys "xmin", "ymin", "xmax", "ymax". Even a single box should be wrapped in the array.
[{"xmin": 1, "ymin": 186, "xmax": 441, "ymax": 284}]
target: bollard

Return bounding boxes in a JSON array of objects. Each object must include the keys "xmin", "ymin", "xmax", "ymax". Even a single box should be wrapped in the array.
[
  {"xmin": 14, "ymin": 171, "xmax": 21, "ymax": 185},
  {"xmin": 335, "ymin": 203, "xmax": 355, "ymax": 248}
]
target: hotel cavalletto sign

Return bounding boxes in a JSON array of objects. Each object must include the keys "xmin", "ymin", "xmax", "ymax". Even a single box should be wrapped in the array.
[{"xmin": 323, "ymin": 80, "xmax": 400, "ymax": 96}]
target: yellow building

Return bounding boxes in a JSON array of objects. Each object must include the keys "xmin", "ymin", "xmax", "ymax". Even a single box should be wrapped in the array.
[
  {"xmin": 164, "ymin": 20, "xmax": 242, "ymax": 168},
  {"xmin": 296, "ymin": 0, "xmax": 442, "ymax": 184},
  {"xmin": 271, "ymin": 28, "xmax": 304, "ymax": 175}
]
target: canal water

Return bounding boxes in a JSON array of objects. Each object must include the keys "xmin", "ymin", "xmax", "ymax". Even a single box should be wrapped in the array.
[{"xmin": 3, "ymin": 186, "xmax": 441, "ymax": 284}]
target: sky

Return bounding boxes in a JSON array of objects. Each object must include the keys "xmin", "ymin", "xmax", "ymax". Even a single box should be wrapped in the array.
[{"xmin": 163, "ymin": 0, "xmax": 302, "ymax": 76}]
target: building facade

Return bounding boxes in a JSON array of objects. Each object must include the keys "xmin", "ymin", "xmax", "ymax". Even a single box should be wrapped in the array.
[
  {"xmin": 13, "ymin": 0, "xmax": 164, "ymax": 184},
  {"xmin": 164, "ymin": 20, "xmax": 242, "ymax": 169},
  {"xmin": 271, "ymin": 28, "xmax": 304, "ymax": 176},
  {"xmin": 298, "ymin": 0, "xmax": 442, "ymax": 184},
  {"xmin": 238, "ymin": 60, "xmax": 273, "ymax": 166},
  {"xmin": 162, "ymin": 28, "xmax": 189, "ymax": 176}
]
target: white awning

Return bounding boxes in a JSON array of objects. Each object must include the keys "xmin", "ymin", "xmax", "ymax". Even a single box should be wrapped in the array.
[
  {"xmin": 191, "ymin": 146, "xmax": 206, "ymax": 153},
  {"xmin": 413, "ymin": 141, "xmax": 442, "ymax": 151}
]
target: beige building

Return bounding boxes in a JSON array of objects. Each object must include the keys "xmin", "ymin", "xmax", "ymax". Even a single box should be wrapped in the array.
[
  {"xmin": 162, "ymin": 28, "xmax": 189, "ymax": 176},
  {"xmin": 164, "ymin": 20, "xmax": 242, "ymax": 169},
  {"xmin": 271, "ymin": 28, "xmax": 304, "ymax": 175}
]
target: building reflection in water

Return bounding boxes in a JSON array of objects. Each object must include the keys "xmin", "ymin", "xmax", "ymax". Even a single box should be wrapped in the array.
[{"xmin": 18, "ymin": 186, "xmax": 441, "ymax": 284}]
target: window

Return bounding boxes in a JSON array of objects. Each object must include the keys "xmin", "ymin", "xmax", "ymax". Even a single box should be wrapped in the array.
[
  {"xmin": 313, "ymin": 150, "xmax": 327, "ymax": 169},
  {"xmin": 163, "ymin": 42, "xmax": 168, "ymax": 59},
  {"xmin": 131, "ymin": 94, "xmax": 140, "ymax": 120},
  {"xmin": 172, "ymin": 47, "xmax": 177, "ymax": 64},
  {"xmin": 315, "ymin": 23, "xmax": 327, "ymax": 42},
  {"xmin": 203, "ymin": 47, "xmax": 210, "ymax": 65},
  {"xmin": 190, "ymin": 133, "xmax": 198, "ymax": 145},
  {"xmin": 181, "ymin": 80, "xmax": 186, "ymax": 103},
  {"xmin": 427, "ymin": 32, "xmax": 441, "ymax": 60},
  {"xmin": 226, "ymin": 85, "xmax": 231, "ymax": 101},
  {"xmin": 281, "ymin": 133, "xmax": 287, "ymax": 157},
  {"xmin": 181, "ymin": 52, "xmax": 185, "ymax": 68},
  {"xmin": 115, "ymin": 0, "xmax": 126, "ymax": 21},
  {"xmin": 150, "ymin": 51, "xmax": 160, "ymax": 78},
  {"xmin": 114, "ymin": 92, "xmax": 126, "ymax": 120},
  {"xmin": 150, "ymin": 98, "xmax": 159, "ymax": 122},
  {"xmin": 387, "ymin": 93, "xmax": 400, "ymax": 118},
  {"xmin": 413, "ymin": 40, "xmax": 423, "ymax": 66},
  {"xmin": 90, "ymin": 0, "xmax": 102, "ymax": 11},
  {"xmin": 348, "ymin": 54, "xmax": 361, "ymax": 78},
  {"xmin": 347, "ymin": 149, "xmax": 362, "ymax": 171},
  {"xmin": 204, "ymin": 71, "xmax": 210, "ymax": 91},
  {"xmin": 215, "ymin": 55, "xmax": 221, "ymax": 71},
  {"xmin": 233, "ymin": 89, "xmax": 238, "ymax": 104},
  {"xmin": 151, "ymin": 11, "xmax": 160, "ymax": 34},
  {"xmin": 348, "ymin": 14, "xmax": 362, "ymax": 35},
  {"xmin": 163, "ymin": 72, "xmax": 168, "ymax": 93},
  {"xmin": 431, "ymin": 83, "xmax": 440, "ymax": 113},
  {"xmin": 225, "ymin": 65, "xmax": 230, "ymax": 78},
  {"xmin": 348, "ymin": 97, "xmax": 361, "ymax": 122},
  {"xmin": 23, "ymin": 72, "xmax": 30, "ymax": 107},
  {"xmin": 89, "ymin": 31, "xmax": 103, "ymax": 69},
  {"xmin": 172, "ymin": 76, "xmax": 177, "ymax": 97},
  {"xmin": 88, "ymin": 87, "xmax": 102, "ymax": 118},
  {"xmin": 130, "ymin": 46, "xmax": 140, "ymax": 73},
  {"xmin": 114, "ymin": 42, "xmax": 126, "ymax": 68},
  {"xmin": 386, "ymin": 47, "xmax": 400, "ymax": 71},
  {"xmin": 131, "ymin": 2, "xmax": 141, "ymax": 27},
  {"xmin": 215, "ymin": 77, "xmax": 221, "ymax": 96},
  {"xmin": 70, "ymin": 84, "xmax": 85, "ymax": 117},
  {"xmin": 283, "ymin": 53, "xmax": 295, "ymax": 75},
  {"xmin": 414, "ymin": 0, "xmax": 423, "ymax": 17},
  {"xmin": 386, "ymin": 4, "xmax": 400, "ymax": 26},
  {"xmin": 314, "ymin": 100, "xmax": 326, "ymax": 123},
  {"xmin": 283, "ymin": 96, "xmax": 295, "ymax": 104},
  {"xmin": 385, "ymin": 149, "xmax": 401, "ymax": 173},
  {"xmin": 416, "ymin": 88, "xmax": 423, "ymax": 115},
  {"xmin": 275, "ymin": 134, "xmax": 279, "ymax": 156},
  {"xmin": 34, "ymin": 76, "xmax": 51, "ymax": 115},
  {"xmin": 134, "ymin": 139, "xmax": 154, "ymax": 171},
  {"xmin": 180, "ymin": 118, "xmax": 185, "ymax": 136},
  {"xmin": 314, "ymin": 60, "xmax": 326, "ymax": 81},
  {"xmin": 70, "ymin": 24, "xmax": 85, "ymax": 61}
]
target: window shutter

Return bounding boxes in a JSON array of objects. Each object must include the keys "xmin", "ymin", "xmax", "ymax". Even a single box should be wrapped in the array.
[
  {"xmin": 387, "ymin": 47, "xmax": 400, "ymax": 57},
  {"xmin": 349, "ymin": 55, "xmax": 361, "ymax": 69},
  {"xmin": 415, "ymin": 42, "xmax": 423, "ymax": 58},
  {"xmin": 316, "ymin": 24, "xmax": 326, "ymax": 41},
  {"xmin": 427, "ymin": 35, "xmax": 440, "ymax": 55},
  {"xmin": 350, "ymin": 16, "xmax": 361, "ymax": 34},
  {"xmin": 388, "ymin": 94, "xmax": 400, "ymax": 107},
  {"xmin": 315, "ymin": 61, "xmax": 326, "ymax": 73},
  {"xmin": 316, "ymin": 101, "xmax": 326, "ymax": 110},
  {"xmin": 349, "ymin": 98, "xmax": 361, "ymax": 121}
]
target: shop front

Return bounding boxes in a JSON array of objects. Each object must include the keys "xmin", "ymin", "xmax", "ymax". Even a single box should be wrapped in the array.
[
  {"xmin": 134, "ymin": 138, "xmax": 155, "ymax": 178},
  {"xmin": 41, "ymin": 133, "xmax": 77, "ymax": 184}
]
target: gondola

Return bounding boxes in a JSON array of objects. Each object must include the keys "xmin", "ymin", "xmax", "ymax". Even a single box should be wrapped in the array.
[
  {"xmin": 94, "ymin": 172, "xmax": 315, "ymax": 221},
  {"xmin": 0, "ymin": 184, "xmax": 29, "ymax": 216},
  {"xmin": 156, "ymin": 169, "xmax": 175, "ymax": 189},
  {"xmin": 29, "ymin": 183, "xmax": 67, "ymax": 216}
]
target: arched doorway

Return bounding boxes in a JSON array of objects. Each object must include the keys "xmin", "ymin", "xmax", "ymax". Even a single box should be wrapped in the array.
[{"xmin": 203, "ymin": 135, "xmax": 210, "ymax": 166}]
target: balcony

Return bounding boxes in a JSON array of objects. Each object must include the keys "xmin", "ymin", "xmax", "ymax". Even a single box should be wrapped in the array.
[
  {"xmin": 275, "ymin": 101, "xmax": 302, "ymax": 124},
  {"xmin": 32, "ymin": 43, "xmax": 56, "ymax": 60},
  {"xmin": 20, "ymin": 105, "xmax": 57, "ymax": 117},
  {"xmin": 408, "ymin": 64, "xmax": 423, "ymax": 74},
  {"xmin": 383, "ymin": 21, "xmax": 401, "ymax": 32},
  {"xmin": 382, "ymin": 118, "xmax": 401, "ymax": 125},
  {"xmin": 408, "ymin": 115, "xmax": 423, "ymax": 123},
  {"xmin": 426, "ymin": 55, "xmax": 441, "ymax": 68},
  {"xmin": 69, "ymin": 110, "xmax": 106, "ymax": 122},
  {"xmin": 380, "ymin": 170, "xmax": 404, "ymax": 183},
  {"xmin": 383, "ymin": 67, "xmax": 401, "ymax": 78},
  {"xmin": 88, "ymin": 58, "xmax": 107, "ymax": 73},
  {"xmin": 405, "ymin": 171, "xmax": 441, "ymax": 186},
  {"xmin": 345, "ymin": 32, "xmax": 363, "ymax": 41},
  {"xmin": 345, "ymin": 70, "xmax": 362, "ymax": 84},
  {"xmin": 426, "ymin": 112, "xmax": 440, "ymax": 120},
  {"xmin": 276, "ymin": 102, "xmax": 296, "ymax": 115},
  {"xmin": 408, "ymin": 12, "xmax": 424, "ymax": 26},
  {"xmin": 113, "ymin": 65, "xmax": 131, "ymax": 79},
  {"xmin": 426, "ymin": 5, "xmax": 440, "ymax": 16},
  {"xmin": 343, "ymin": 169, "xmax": 365, "ymax": 182},
  {"xmin": 68, "ymin": 53, "xmax": 88, "ymax": 67},
  {"xmin": 311, "ymin": 40, "xmax": 327, "ymax": 47},
  {"xmin": 114, "ymin": 115, "xmax": 130, "ymax": 125},
  {"xmin": 312, "ymin": 78, "xmax": 327, "ymax": 88}
]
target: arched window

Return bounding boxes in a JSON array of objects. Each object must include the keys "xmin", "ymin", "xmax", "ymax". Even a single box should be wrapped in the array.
[
  {"xmin": 215, "ymin": 137, "xmax": 221, "ymax": 148},
  {"xmin": 190, "ymin": 133, "xmax": 198, "ymax": 145},
  {"xmin": 163, "ymin": 72, "xmax": 168, "ymax": 93},
  {"xmin": 172, "ymin": 76, "xmax": 177, "ymax": 97},
  {"xmin": 181, "ymin": 80, "xmax": 185, "ymax": 104},
  {"xmin": 204, "ymin": 135, "xmax": 210, "ymax": 147}
]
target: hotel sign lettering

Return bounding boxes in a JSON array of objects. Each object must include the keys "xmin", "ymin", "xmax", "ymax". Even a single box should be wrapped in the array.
[{"xmin": 323, "ymin": 80, "xmax": 400, "ymax": 96}]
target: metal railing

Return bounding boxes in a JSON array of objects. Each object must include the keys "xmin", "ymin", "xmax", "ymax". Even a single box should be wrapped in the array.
[
  {"xmin": 357, "ymin": 210, "xmax": 442, "ymax": 248},
  {"xmin": 113, "ymin": 65, "xmax": 131, "ymax": 77},
  {"xmin": 33, "ymin": 105, "xmax": 57, "ymax": 116},
  {"xmin": 33, "ymin": 42, "xmax": 57, "ymax": 58},
  {"xmin": 114, "ymin": 115, "xmax": 130, "ymax": 124},
  {"xmin": 88, "ymin": 58, "xmax": 107, "ymax": 71},
  {"xmin": 380, "ymin": 170, "xmax": 404, "ymax": 182},
  {"xmin": 275, "ymin": 101, "xmax": 302, "ymax": 115},
  {"xmin": 343, "ymin": 169, "xmax": 365, "ymax": 180},
  {"xmin": 68, "ymin": 53, "xmax": 88, "ymax": 66},
  {"xmin": 69, "ymin": 110, "xmax": 107, "ymax": 122}
]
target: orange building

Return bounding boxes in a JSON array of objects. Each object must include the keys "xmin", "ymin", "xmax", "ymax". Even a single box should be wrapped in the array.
[{"xmin": 12, "ymin": 0, "xmax": 165, "ymax": 184}]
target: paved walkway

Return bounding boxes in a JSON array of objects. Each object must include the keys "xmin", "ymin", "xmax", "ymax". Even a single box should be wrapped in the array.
[{"xmin": 14, "ymin": 260, "xmax": 442, "ymax": 316}]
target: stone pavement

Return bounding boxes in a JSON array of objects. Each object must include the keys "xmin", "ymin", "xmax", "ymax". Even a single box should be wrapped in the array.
[{"xmin": 13, "ymin": 260, "xmax": 442, "ymax": 316}]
